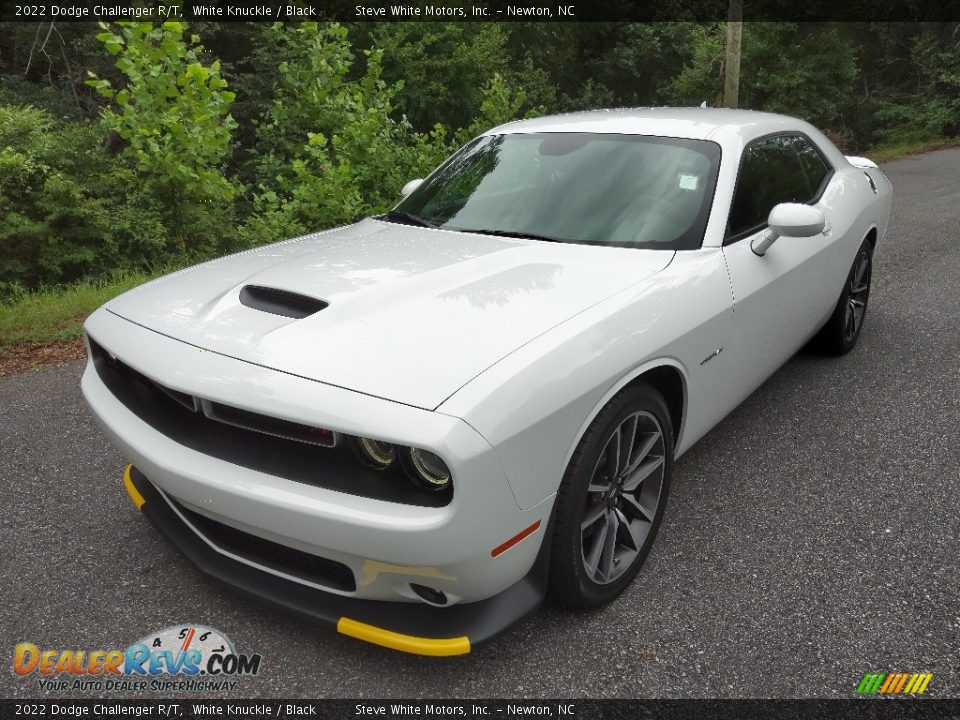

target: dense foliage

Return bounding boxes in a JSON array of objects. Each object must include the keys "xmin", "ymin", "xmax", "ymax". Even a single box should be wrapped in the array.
[
  {"xmin": 0, "ymin": 20, "xmax": 957, "ymax": 292},
  {"xmin": 88, "ymin": 22, "xmax": 239, "ymax": 258}
]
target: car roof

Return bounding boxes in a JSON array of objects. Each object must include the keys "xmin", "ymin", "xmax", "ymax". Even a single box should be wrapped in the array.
[{"xmin": 485, "ymin": 107, "xmax": 806, "ymax": 144}]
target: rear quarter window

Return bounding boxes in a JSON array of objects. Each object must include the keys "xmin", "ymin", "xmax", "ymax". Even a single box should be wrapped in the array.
[{"xmin": 790, "ymin": 135, "xmax": 831, "ymax": 197}]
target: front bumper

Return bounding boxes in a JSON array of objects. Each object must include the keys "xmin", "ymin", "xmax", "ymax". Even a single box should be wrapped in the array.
[
  {"xmin": 82, "ymin": 307, "xmax": 551, "ymax": 605},
  {"xmin": 82, "ymin": 307, "xmax": 554, "ymax": 653},
  {"xmin": 124, "ymin": 466, "xmax": 549, "ymax": 655}
]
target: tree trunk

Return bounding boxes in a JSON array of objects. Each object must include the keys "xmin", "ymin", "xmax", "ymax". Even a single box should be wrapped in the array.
[{"xmin": 723, "ymin": 0, "xmax": 744, "ymax": 109}]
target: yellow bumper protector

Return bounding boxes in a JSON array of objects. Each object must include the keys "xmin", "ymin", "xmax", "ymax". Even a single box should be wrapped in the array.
[{"xmin": 337, "ymin": 617, "xmax": 470, "ymax": 656}]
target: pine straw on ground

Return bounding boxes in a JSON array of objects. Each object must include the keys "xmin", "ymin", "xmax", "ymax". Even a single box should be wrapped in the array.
[{"xmin": 0, "ymin": 338, "xmax": 86, "ymax": 377}]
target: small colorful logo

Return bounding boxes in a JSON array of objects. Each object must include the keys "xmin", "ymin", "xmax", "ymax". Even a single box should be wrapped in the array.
[
  {"xmin": 856, "ymin": 672, "xmax": 933, "ymax": 695},
  {"xmin": 13, "ymin": 624, "xmax": 262, "ymax": 693}
]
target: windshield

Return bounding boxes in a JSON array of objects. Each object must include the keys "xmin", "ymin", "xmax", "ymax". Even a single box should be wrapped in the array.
[{"xmin": 391, "ymin": 132, "xmax": 721, "ymax": 250}]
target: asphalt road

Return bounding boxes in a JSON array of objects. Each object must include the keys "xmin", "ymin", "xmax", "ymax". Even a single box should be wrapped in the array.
[{"xmin": 2, "ymin": 149, "xmax": 958, "ymax": 701}]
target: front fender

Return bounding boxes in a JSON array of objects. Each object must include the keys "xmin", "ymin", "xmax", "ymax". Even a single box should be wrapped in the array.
[{"xmin": 439, "ymin": 249, "xmax": 733, "ymax": 510}]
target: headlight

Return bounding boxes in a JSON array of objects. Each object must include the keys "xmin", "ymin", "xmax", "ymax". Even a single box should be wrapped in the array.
[
  {"xmin": 402, "ymin": 448, "xmax": 452, "ymax": 492},
  {"xmin": 351, "ymin": 437, "xmax": 396, "ymax": 470},
  {"xmin": 348, "ymin": 435, "xmax": 452, "ymax": 495}
]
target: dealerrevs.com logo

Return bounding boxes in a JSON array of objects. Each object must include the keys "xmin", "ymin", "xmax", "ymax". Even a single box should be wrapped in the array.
[{"xmin": 13, "ymin": 624, "xmax": 262, "ymax": 693}]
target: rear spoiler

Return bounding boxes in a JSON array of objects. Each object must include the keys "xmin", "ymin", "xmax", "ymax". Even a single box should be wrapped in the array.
[{"xmin": 845, "ymin": 155, "xmax": 879, "ymax": 169}]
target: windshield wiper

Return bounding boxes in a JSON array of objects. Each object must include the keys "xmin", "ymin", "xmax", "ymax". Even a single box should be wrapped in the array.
[
  {"xmin": 456, "ymin": 227, "xmax": 568, "ymax": 244},
  {"xmin": 378, "ymin": 210, "xmax": 437, "ymax": 228}
]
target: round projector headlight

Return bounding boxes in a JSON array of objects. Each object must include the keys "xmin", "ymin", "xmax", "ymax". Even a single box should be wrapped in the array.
[
  {"xmin": 351, "ymin": 437, "xmax": 396, "ymax": 470},
  {"xmin": 404, "ymin": 448, "xmax": 452, "ymax": 491}
]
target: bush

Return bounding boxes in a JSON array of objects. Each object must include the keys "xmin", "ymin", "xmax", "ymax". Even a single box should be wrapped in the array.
[
  {"xmin": 240, "ymin": 23, "xmax": 453, "ymax": 243},
  {"xmin": 865, "ymin": 31, "xmax": 960, "ymax": 146},
  {"xmin": 0, "ymin": 104, "xmax": 168, "ymax": 291},
  {"xmin": 365, "ymin": 23, "xmax": 512, "ymax": 133}
]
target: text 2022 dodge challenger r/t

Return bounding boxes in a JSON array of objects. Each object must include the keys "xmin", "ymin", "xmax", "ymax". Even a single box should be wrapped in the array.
[{"xmin": 82, "ymin": 108, "xmax": 892, "ymax": 655}]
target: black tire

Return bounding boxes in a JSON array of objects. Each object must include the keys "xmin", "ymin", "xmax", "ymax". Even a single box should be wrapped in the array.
[
  {"xmin": 813, "ymin": 238, "xmax": 874, "ymax": 355},
  {"xmin": 548, "ymin": 383, "xmax": 674, "ymax": 609}
]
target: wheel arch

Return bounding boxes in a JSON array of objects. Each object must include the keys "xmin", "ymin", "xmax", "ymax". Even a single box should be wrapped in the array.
[
  {"xmin": 560, "ymin": 360, "xmax": 688, "ymax": 477},
  {"xmin": 637, "ymin": 365, "xmax": 685, "ymax": 446}
]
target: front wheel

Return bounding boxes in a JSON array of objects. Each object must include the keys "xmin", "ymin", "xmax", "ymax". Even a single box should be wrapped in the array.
[
  {"xmin": 548, "ymin": 384, "xmax": 673, "ymax": 609},
  {"xmin": 814, "ymin": 239, "xmax": 873, "ymax": 354}
]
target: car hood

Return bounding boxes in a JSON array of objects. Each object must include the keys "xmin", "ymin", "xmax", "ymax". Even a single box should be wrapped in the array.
[{"xmin": 107, "ymin": 218, "xmax": 673, "ymax": 409}]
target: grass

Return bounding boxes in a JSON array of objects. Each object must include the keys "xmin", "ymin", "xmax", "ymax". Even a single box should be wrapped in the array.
[
  {"xmin": 868, "ymin": 136, "xmax": 960, "ymax": 164},
  {"xmin": 0, "ymin": 271, "xmax": 155, "ymax": 354}
]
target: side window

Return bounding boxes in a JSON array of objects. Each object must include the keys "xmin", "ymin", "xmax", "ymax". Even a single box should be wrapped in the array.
[
  {"xmin": 790, "ymin": 135, "xmax": 831, "ymax": 198},
  {"xmin": 727, "ymin": 135, "xmax": 811, "ymax": 239}
]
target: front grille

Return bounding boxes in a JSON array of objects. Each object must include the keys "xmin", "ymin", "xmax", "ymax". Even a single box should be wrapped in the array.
[
  {"xmin": 201, "ymin": 399, "xmax": 335, "ymax": 448},
  {"xmin": 91, "ymin": 339, "xmax": 336, "ymax": 448},
  {"xmin": 88, "ymin": 336, "xmax": 452, "ymax": 507},
  {"xmin": 170, "ymin": 497, "xmax": 356, "ymax": 592}
]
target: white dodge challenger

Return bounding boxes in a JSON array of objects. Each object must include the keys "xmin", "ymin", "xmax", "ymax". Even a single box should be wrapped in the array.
[{"xmin": 82, "ymin": 108, "xmax": 892, "ymax": 655}]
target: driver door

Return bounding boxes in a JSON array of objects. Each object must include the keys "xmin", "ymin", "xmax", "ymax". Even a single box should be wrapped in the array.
[{"xmin": 721, "ymin": 134, "xmax": 843, "ymax": 396}]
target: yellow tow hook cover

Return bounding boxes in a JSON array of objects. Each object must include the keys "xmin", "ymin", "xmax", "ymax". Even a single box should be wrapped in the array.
[{"xmin": 123, "ymin": 465, "xmax": 145, "ymax": 510}]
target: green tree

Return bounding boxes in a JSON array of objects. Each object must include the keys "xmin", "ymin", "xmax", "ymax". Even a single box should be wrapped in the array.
[
  {"xmin": 242, "ymin": 23, "xmax": 451, "ymax": 243},
  {"xmin": 456, "ymin": 72, "xmax": 540, "ymax": 144},
  {"xmin": 565, "ymin": 23, "xmax": 705, "ymax": 110},
  {"xmin": 865, "ymin": 24, "xmax": 960, "ymax": 144},
  {"xmin": 665, "ymin": 23, "xmax": 858, "ymax": 130},
  {"xmin": 0, "ymin": 104, "xmax": 167, "ymax": 290},
  {"xmin": 364, "ymin": 23, "xmax": 511, "ymax": 132},
  {"xmin": 87, "ymin": 21, "xmax": 238, "ymax": 257}
]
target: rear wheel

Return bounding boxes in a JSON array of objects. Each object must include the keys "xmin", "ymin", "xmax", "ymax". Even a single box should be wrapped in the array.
[
  {"xmin": 548, "ymin": 384, "xmax": 673, "ymax": 608},
  {"xmin": 814, "ymin": 239, "xmax": 873, "ymax": 354}
]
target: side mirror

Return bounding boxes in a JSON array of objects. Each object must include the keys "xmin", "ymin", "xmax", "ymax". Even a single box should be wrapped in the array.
[
  {"xmin": 400, "ymin": 178, "xmax": 424, "ymax": 198},
  {"xmin": 752, "ymin": 203, "xmax": 826, "ymax": 256}
]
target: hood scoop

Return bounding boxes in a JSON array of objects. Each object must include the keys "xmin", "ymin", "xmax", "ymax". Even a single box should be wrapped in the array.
[{"xmin": 239, "ymin": 285, "xmax": 328, "ymax": 319}]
